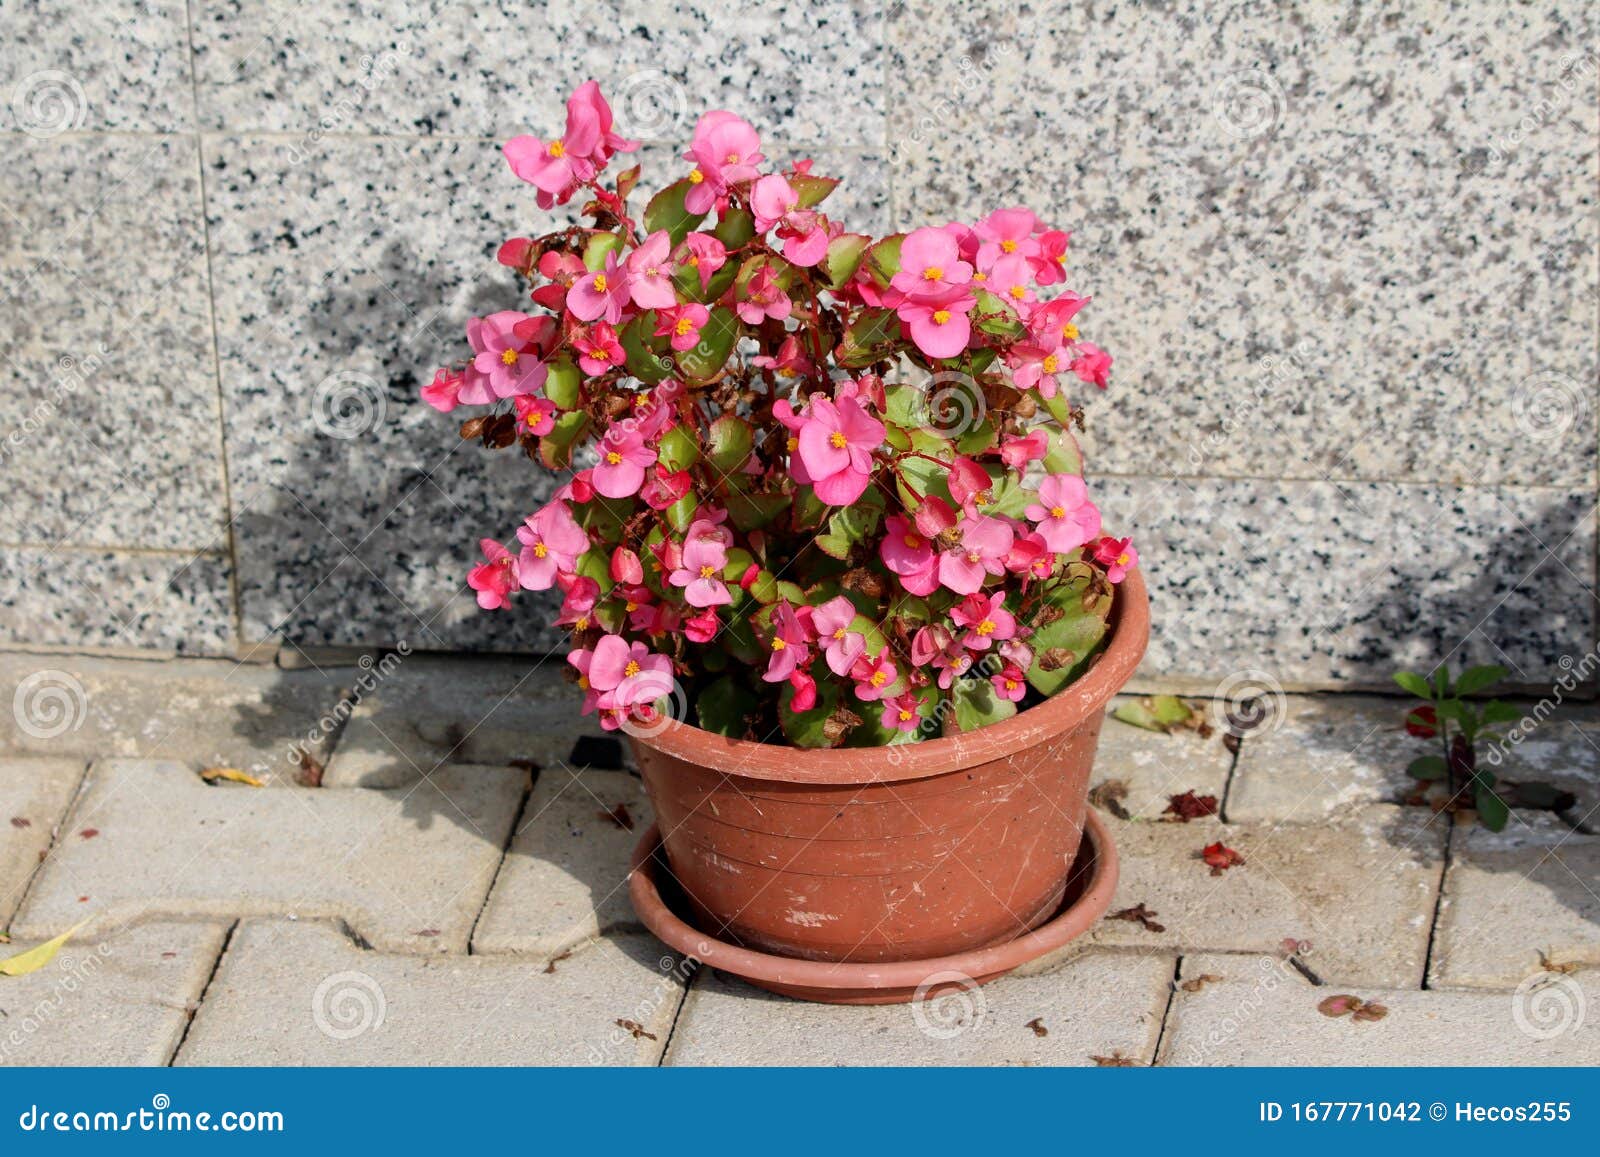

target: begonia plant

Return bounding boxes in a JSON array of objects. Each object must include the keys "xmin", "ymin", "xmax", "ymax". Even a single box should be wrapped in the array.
[{"xmin": 423, "ymin": 82, "xmax": 1138, "ymax": 747}]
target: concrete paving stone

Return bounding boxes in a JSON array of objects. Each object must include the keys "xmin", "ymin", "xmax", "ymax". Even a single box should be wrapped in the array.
[
  {"xmin": 176, "ymin": 920, "xmax": 684, "ymax": 1066},
  {"xmin": 0, "ymin": 758, "xmax": 85, "ymax": 926},
  {"xmin": 1227, "ymin": 695, "xmax": 1423, "ymax": 824},
  {"xmin": 324, "ymin": 657, "xmax": 605, "ymax": 787},
  {"xmin": 663, "ymin": 950, "xmax": 1175, "ymax": 1066},
  {"xmin": 473, "ymin": 768, "xmax": 653, "ymax": 958},
  {"xmin": 0, "ymin": 655, "xmax": 345, "ymax": 784},
  {"xmin": 0, "ymin": 921, "xmax": 227, "ymax": 1067},
  {"xmin": 1430, "ymin": 814, "xmax": 1600, "ymax": 989},
  {"xmin": 1092, "ymin": 697, "xmax": 1233, "ymax": 820},
  {"xmin": 1085, "ymin": 804, "xmax": 1447, "ymax": 988},
  {"xmin": 1161, "ymin": 952, "xmax": 1600, "ymax": 1067},
  {"xmin": 10, "ymin": 760, "xmax": 525, "ymax": 954}
]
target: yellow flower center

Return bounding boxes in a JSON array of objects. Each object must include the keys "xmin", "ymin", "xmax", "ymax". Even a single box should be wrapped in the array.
[
  {"xmin": 932, "ymin": 310, "xmax": 951, "ymax": 325},
  {"xmin": 675, "ymin": 317, "xmax": 694, "ymax": 336},
  {"xmin": 574, "ymin": 615, "xmax": 589, "ymax": 630},
  {"xmin": 623, "ymin": 660, "xmax": 641, "ymax": 678},
  {"xmin": 1062, "ymin": 323, "xmax": 1079, "ymax": 340},
  {"xmin": 954, "ymin": 655, "xmax": 970, "ymax": 670},
  {"xmin": 725, "ymin": 152, "xmax": 741, "ymax": 164},
  {"xmin": 898, "ymin": 709, "xmax": 913, "ymax": 721},
  {"xmin": 829, "ymin": 431, "xmax": 847, "ymax": 449},
  {"xmin": 972, "ymin": 272, "xmax": 987, "ymax": 282},
  {"xmin": 625, "ymin": 601, "xmax": 639, "ymax": 612},
  {"xmin": 786, "ymin": 435, "xmax": 799, "ymax": 452},
  {"xmin": 832, "ymin": 627, "xmax": 847, "ymax": 640},
  {"xmin": 976, "ymin": 620, "xmax": 996, "ymax": 636},
  {"xmin": 688, "ymin": 168, "xmax": 704, "ymax": 184},
  {"xmin": 922, "ymin": 266, "xmax": 943, "ymax": 281},
  {"xmin": 772, "ymin": 637, "xmax": 786, "ymax": 651},
  {"xmin": 526, "ymin": 413, "xmax": 541, "ymax": 427},
  {"xmin": 1049, "ymin": 505, "xmax": 1065, "ymax": 519},
  {"xmin": 1000, "ymin": 239, "xmax": 1017, "ymax": 253},
  {"xmin": 578, "ymin": 674, "xmax": 590, "ymax": 690},
  {"xmin": 605, "ymin": 450, "xmax": 623, "ymax": 465},
  {"xmin": 593, "ymin": 274, "xmax": 608, "ymax": 292},
  {"xmin": 1042, "ymin": 354, "xmax": 1059, "ymax": 373},
  {"xmin": 532, "ymin": 543, "xmax": 548, "ymax": 558},
  {"xmin": 1117, "ymin": 552, "xmax": 1131, "ymax": 566},
  {"xmin": 549, "ymin": 140, "xmax": 565, "ymax": 158},
  {"xmin": 1005, "ymin": 679, "xmax": 1018, "ymax": 691},
  {"xmin": 699, "ymin": 565, "xmax": 716, "ymax": 579},
  {"xmin": 500, "ymin": 348, "xmax": 519, "ymax": 365},
  {"xmin": 1008, "ymin": 285, "xmax": 1026, "ymax": 300},
  {"xmin": 966, "ymin": 550, "xmax": 981, "ymax": 563},
  {"xmin": 591, "ymin": 347, "xmax": 612, "ymax": 362},
  {"xmin": 1055, "ymin": 253, "xmax": 1066, "ymax": 265},
  {"xmin": 869, "ymin": 670, "xmax": 888, "ymax": 687},
  {"xmin": 903, "ymin": 533, "xmax": 922, "ymax": 549},
  {"xmin": 686, "ymin": 254, "xmax": 700, "ymax": 267}
]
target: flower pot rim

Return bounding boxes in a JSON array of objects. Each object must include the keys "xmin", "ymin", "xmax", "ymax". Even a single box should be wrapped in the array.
[
  {"xmin": 629, "ymin": 569, "xmax": 1148, "ymax": 784},
  {"xmin": 628, "ymin": 807, "xmax": 1119, "ymax": 1001}
]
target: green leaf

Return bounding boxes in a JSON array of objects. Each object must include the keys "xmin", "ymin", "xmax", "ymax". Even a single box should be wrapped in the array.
[
  {"xmin": 1454, "ymin": 665, "xmax": 1508, "ymax": 696},
  {"xmin": 815, "ymin": 492, "xmax": 885, "ymax": 558},
  {"xmin": 1041, "ymin": 427, "xmax": 1085, "ymax": 474},
  {"xmin": 1480, "ymin": 701, "xmax": 1525, "ymax": 726},
  {"xmin": 837, "ymin": 309, "xmax": 902, "ymax": 368},
  {"xmin": 537, "ymin": 411, "xmax": 591, "ymax": 469},
  {"xmin": 789, "ymin": 173, "xmax": 839, "ymax": 208},
  {"xmin": 861, "ymin": 234, "xmax": 904, "ymax": 289},
  {"xmin": 972, "ymin": 290, "xmax": 1025, "ymax": 339},
  {"xmin": 657, "ymin": 424, "xmax": 700, "ymax": 472},
  {"xmin": 664, "ymin": 492, "xmax": 698, "ymax": 533},
  {"xmin": 951, "ymin": 676, "xmax": 1017, "ymax": 734},
  {"xmin": 1474, "ymin": 785, "xmax": 1510, "ymax": 832},
  {"xmin": 543, "ymin": 357, "xmax": 581, "ymax": 411},
  {"xmin": 712, "ymin": 206, "xmax": 756, "ymax": 249},
  {"xmin": 706, "ymin": 414, "xmax": 753, "ymax": 475},
  {"xmin": 620, "ymin": 314, "xmax": 671, "ymax": 384},
  {"xmin": 696, "ymin": 676, "xmax": 757, "ymax": 739},
  {"xmin": 1025, "ymin": 578, "xmax": 1113, "ymax": 696},
  {"xmin": 1509, "ymin": 781, "xmax": 1576, "ymax": 811},
  {"xmin": 0, "ymin": 921, "xmax": 87, "ymax": 976},
  {"xmin": 821, "ymin": 233, "xmax": 870, "ymax": 289},
  {"xmin": 643, "ymin": 179, "xmax": 705, "ymax": 246},
  {"xmin": 1112, "ymin": 695, "xmax": 1199, "ymax": 733},
  {"xmin": 779, "ymin": 676, "xmax": 844, "ymax": 749},
  {"xmin": 1407, "ymin": 755, "xmax": 1448, "ymax": 781},
  {"xmin": 676, "ymin": 307, "xmax": 739, "ymax": 382},
  {"xmin": 581, "ymin": 231, "xmax": 623, "ymax": 271},
  {"xmin": 1392, "ymin": 671, "xmax": 1433, "ymax": 700},
  {"xmin": 725, "ymin": 487, "xmax": 789, "ymax": 531}
]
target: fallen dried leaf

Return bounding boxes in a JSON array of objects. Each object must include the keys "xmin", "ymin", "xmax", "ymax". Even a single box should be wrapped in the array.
[
  {"xmin": 1316, "ymin": 993, "xmax": 1390, "ymax": 1022},
  {"xmin": 1537, "ymin": 950, "xmax": 1580, "ymax": 975},
  {"xmin": 1024, "ymin": 1017, "xmax": 1048, "ymax": 1037},
  {"xmin": 1090, "ymin": 1051, "xmax": 1136, "ymax": 1067},
  {"xmin": 296, "ymin": 750, "xmax": 325, "ymax": 788},
  {"xmin": 79, "ymin": 828, "xmax": 98, "ymax": 840},
  {"xmin": 0, "ymin": 921, "xmax": 87, "ymax": 977},
  {"xmin": 9, "ymin": 817, "xmax": 30, "ymax": 829},
  {"xmin": 1109, "ymin": 903, "xmax": 1165, "ymax": 933},
  {"xmin": 199, "ymin": 767, "xmax": 266, "ymax": 788},
  {"xmin": 1112, "ymin": 694, "xmax": 1205, "ymax": 734},
  {"xmin": 1087, "ymin": 779, "xmax": 1131, "ymax": 821},
  {"xmin": 598, "ymin": 803, "xmax": 635, "ymax": 831},
  {"xmin": 1180, "ymin": 974, "xmax": 1223, "ymax": 992},
  {"xmin": 1352, "ymin": 1002, "xmax": 1389, "ymax": 1022},
  {"xmin": 1201, "ymin": 842, "xmax": 1245, "ymax": 876},
  {"xmin": 543, "ymin": 948, "xmax": 574, "ymax": 974},
  {"xmin": 1164, "ymin": 791, "xmax": 1219, "ymax": 822},
  {"xmin": 615, "ymin": 1018, "xmax": 657, "ymax": 1041},
  {"xmin": 412, "ymin": 929, "xmax": 440, "ymax": 938}
]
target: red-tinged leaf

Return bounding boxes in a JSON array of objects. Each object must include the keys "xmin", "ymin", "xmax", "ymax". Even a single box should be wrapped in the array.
[
  {"xmin": 1090, "ymin": 1051, "xmax": 1135, "ymax": 1067},
  {"xmin": 615, "ymin": 1018, "xmax": 657, "ymax": 1041},
  {"xmin": 79, "ymin": 828, "xmax": 99, "ymax": 840},
  {"xmin": 1200, "ymin": 841, "xmax": 1244, "ymax": 875},
  {"xmin": 1024, "ymin": 1017, "xmax": 1048, "ymax": 1037},
  {"xmin": 1352, "ymin": 1002, "xmax": 1389, "ymax": 1022},
  {"xmin": 1404, "ymin": 704, "xmax": 1438, "ymax": 738},
  {"xmin": 1164, "ymin": 791, "xmax": 1219, "ymax": 822},
  {"xmin": 1317, "ymin": 994, "xmax": 1361, "ymax": 1018},
  {"xmin": 1108, "ymin": 903, "xmax": 1165, "ymax": 933}
]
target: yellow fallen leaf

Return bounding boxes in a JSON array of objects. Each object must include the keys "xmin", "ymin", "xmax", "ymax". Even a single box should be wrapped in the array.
[
  {"xmin": 0, "ymin": 921, "xmax": 87, "ymax": 977},
  {"xmin": 199, "ymin": 767, "xmax": 265, "ymax": 787}
]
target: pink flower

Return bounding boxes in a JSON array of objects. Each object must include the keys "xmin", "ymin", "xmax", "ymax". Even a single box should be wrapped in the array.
[
  {"xmin": 947, "ymin": 457, "xmax": 993, "ymax": 515},
  {"xmin": 987, "ymin": 253, "xmax": 1036, "ymax": 312},
  {"xmin": 749, "ymin": 334, "xmax": 812, "ymax": 378},
  {"xmin": 950, "ymin": 591, "xmax": 1017, "ymax": 651},
  {"xmin": 938, "ymin": 515, "xmax": 1014, "ymax": 595},
  {"xmin": 1006, "ymin": 531, "xmax": 1055, "ymax": 581},
  {"xmin": 750, "ymin": 174, "xmax": 829, "ymax": 266},
  {"xmin": 1007, "ymin": 339, "xmax": 1068, "ymax": 397},
  {"xmin": 991, "ymin": 662, "xmax": 1028, "ymax": 702},
  {"xmin": 640, "ymin": 468, "xmax": 691, "ymax": 511},
  {"xmin": 572, "ymin": 323, "xmax": 625, "ymax": 375},
  {"xmin": 898, "ymin": 293, "xmax": 975, "ymax": 360},
  {"xmin": 787, "ymin": 668, "xmax": 818, "ymax": 712},
  {"xmin": 684, "ymin": 606, "xmax": 719, "ymax": 643},
  {"xmin": 588, "ymin": 635, "xmax": 674, "ymax": 711},
  {"xmin": 1071, "ymin": 342, "xmax": 1113, "ymax": 389},
  {"xmin": 1029, "ymin": 293, "xmax": 1089, "ymax": 346},
  {"xmin": 1000, "ymin": 429, "xmax": 1049, "ymax": 469},
  {"xmin": 810, "ymin": 596, "xmax": 866, "ymax": 676},
  {"xmin": 880, "ymin": 515, "xmax": 939, "ymax": 596},
  {"xmin": 513, "ymin": 395, "xmax": 557, "ymax": 436},
  {"xmin": 881, "ymin": 691, "xmax": 923, "ymax": 734},
  {"xmin": 1092, "ymin": 536, "xmax": 1139, "ymax": 583},
  {"xmin": 421, "ymin": 367, "xmax": 464, "ymax": 412},
  {"xmin": 683, "ymin": 110, "xmax": 764, "ymax": 214},
  {"xmin": 567, "ymin": 250, "xmax": 631, "ymax": 325},
  {"xmin": 762, "ymin": 602, "xmax": 811, "ymax": 682},
  {"xmin": 1031, "ymin": 229, "xmax": 1070, "ymax": 285},
  {"xmin": 850, "ymin": 652, "xmax": 898, "ymax": 702},
  {"xmin": 668, "ymin": 535, "xmax": 731, "ymax": 607},
  {"xmin": 467, "ymin": 538, "xmax": 520, "ymax": 610},
  {"xmin": 673, "ymin": 232, "xmax": 727, "ymax": 291},
  {"xmin": 890, "ymin": 227, "xmax": 973, "ymax": 301},
  {"xmin": 592, "ymin": 428, "xmax": 656, "ymax": 499},
  {"xmin": 568, "ymin": 645, "xmax": 603, "ymax": 715},
  {"xmin": 626, "ymin": 230, "xmax": 678, "ymax": 310},
  {"xmin": 503, "ymin": 81, "xmax": 636, "ymax": 208},
  {"xmin": 654, "ymin": 303, "xmax": 710, "ymax": 352},
  {"xmin": 974, "ymin": 207, "xmax": 1041, "ymax": 269},
  {"xmin": 736, "ymin": 265, "xmax": 791, "ymax": 324},
  {"xmin": 467, "ymin": 311, "xmax": 547, "ymax": 398},
  {"xmin": 796, "ymin": 395, "xmax": 884, "ymax": 505},
  {"xmin": 1025, "ymin": 474, "xmax": 1101, "ymax": 553},
  {"xmin": 532, "ymin": 251, "xmax": 586, "ymax": 311},
  {"xmin": 516, "ymin": 501, "xmax": 588, "ymax": 590},
  {"xmin": 554, "ymin": 574, "xmax": 600, "ymax": 629}
]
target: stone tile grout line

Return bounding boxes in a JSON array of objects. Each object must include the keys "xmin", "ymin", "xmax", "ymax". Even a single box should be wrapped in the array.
[
  {"xmin": 465, "ymin": 767, "xmax": 540, "ymax": 955},
  {"xmin": 1148, "ymin": 954, "xmax": 1184, "ymax": 1066},
  {"xmin": 2, "ymin": 759, "xmax": 93, "ymax": 939},
  {"xmin": 167, "ymin": 918, "xmax": 239, "ymax": 1066},
  {"xmin": 653, "ymin": 960, "xmax": 703, "ymax": 1067}
]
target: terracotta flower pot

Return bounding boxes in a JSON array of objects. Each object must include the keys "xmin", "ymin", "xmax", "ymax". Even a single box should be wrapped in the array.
[{"xmin": 626, "ymin": 570, "xmax": 1148, "ymax": 964}]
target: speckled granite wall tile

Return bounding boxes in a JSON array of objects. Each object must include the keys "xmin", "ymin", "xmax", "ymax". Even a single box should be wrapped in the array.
[
  {"xmin": 1093, "ymin": 475, "xmax": 1597, "ymax": 685},
  {"xmin": 0, "ymin": 0, "xmax": 194, "ymax": 132},
  {"xmin": 0, "ymin": 548, "xmax": 233, "ymax": 653},
  {"xmin": 203, "ymin": 134, "xmax": 888, "ymax": 650},
  {"xmin": 0, "ymin": 135, "xmax": 228, "ymax": 551},
  {"xmin": 190, "ymin": 0, "xmax": 886, "ymax": 145},
  {"xmin": 890, "ymin": 1, "xmax": 1598, "ymax": 487}
]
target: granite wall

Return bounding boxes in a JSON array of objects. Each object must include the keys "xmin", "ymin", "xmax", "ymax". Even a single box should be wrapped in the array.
[{"xmin": 0, "ymin": 1, "xmax": 1595, "ymax": 688}]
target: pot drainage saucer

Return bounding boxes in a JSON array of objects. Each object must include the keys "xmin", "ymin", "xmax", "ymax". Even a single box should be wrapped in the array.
[{"xmin": 628, "ymin": 807, "xmax": 1119, "ymax": 1005}]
